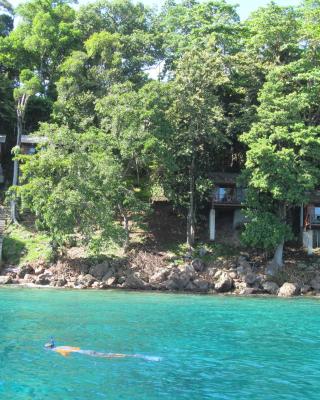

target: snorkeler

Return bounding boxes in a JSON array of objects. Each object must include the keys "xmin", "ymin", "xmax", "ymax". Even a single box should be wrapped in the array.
[{"xmin": 44, "ymin": 339, "xmax": 161, "ymax": 361}]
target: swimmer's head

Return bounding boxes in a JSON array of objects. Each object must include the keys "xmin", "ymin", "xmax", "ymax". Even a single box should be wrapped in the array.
[{"xmin": 44, "ymin": 337, "xmax": 55, "ymax": 349}]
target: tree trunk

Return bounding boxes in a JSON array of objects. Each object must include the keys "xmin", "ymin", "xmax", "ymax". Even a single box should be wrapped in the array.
[
  {"xmin": 272, "ymin": 241, "xmax": 284, "ymax": 268},
  {"xmin": 11, "ymin": 112, "xmax": 23, "ymax": 223},
  {"xmin": 119, "ymin": 204, "xmax": 129, "ymax": 253},
  {"xmin": 272, "ymin": 204, "xmax": 287, "ymax": 268},
  {"xmin": 187, "ymin": 151, "xmax": 195, "ymax": 248}
]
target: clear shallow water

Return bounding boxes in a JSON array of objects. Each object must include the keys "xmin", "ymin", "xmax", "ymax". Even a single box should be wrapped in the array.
[{"xmin": 0, "ymin": 289, "xmax": 320, "ymax": 400}]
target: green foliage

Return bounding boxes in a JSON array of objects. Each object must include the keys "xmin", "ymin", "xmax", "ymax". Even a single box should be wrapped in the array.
[
  {"xmin": 245, "ymin": 3, "xmax": 301, "ymax": 66},
  {"xmin": 2, "ymin": 0, "xmax": 320, "ymax": 258},
  {"xmin": 3, "ymin": 224, "xmax": 53, "ymax": 265},
  {"xmin": 241, "ymin": 210, "xmax": 292, "ymax": 252},
  {"xmin": 16, "ymin": 123, "xmax": 149, "ymax": 251}
]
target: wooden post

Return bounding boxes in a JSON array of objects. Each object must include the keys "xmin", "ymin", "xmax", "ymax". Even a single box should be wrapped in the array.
[{"xmin": 209, "ymin": 208, "xmax": 215, "ymax": 241}]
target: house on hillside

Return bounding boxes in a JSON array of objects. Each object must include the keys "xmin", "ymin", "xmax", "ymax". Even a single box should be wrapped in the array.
[
  {"xmin": 208, "ymin": 172, "xmax": 320, "ymax": 254},
  {"xmin": 21, "ymin": 135, "xmax": 46, "ymax": 155},
  {"xmin": 209, "ymin": 172, "xmax": 246, "ymax": 241},
  {"xmin": 302, "ymin": 190, "xmax": 320, "ymax": 254}
]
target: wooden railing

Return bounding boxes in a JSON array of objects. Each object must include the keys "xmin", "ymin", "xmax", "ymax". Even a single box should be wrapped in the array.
[{"xmin": 212, "ymin": 188, "xmax": 245, "ymax": 204}]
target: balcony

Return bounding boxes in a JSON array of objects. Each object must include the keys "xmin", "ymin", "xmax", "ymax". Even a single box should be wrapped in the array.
[
  {"xmin": 212, "ymin": 187, "xmax": 245, "ymax": 206},
  {"xmin": 311, "ymin": 216, "xmax": 320, "ymax": 225}
]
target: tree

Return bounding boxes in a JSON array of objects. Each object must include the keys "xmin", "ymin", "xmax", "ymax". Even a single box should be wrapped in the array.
[
  {"xmin": 11, "ymin": 69, "xmax": 40, "ymax": 222},
  {"xmin": 96, "ymin": 82, "xmax": 153, "ymax": 251},
  {"xmin": 0, "ymin": 0, "xmax": 13, "ymax": 37},
  {"xmin": 17, "ymin": 124, "xmax": 147, "ymax": 252},
  {"xmin": 241, "ymin": 59, "xmax": 320, "ymax": 268},
  {"xmin": 244, "ymin": 2, "xmax": 301, "ymax": 67},
  {"xmin": 157, "ymin": 0, "xmax": 242, "ymax": 75},
  {"xmin": 165, "ymin": 46, "xmax": 231, "ymax": 247}
]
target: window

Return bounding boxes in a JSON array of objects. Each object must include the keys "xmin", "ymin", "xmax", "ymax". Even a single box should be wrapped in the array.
[{"xmin": 315, "ymin": 207, "xmax": 320, "ymax": 222}]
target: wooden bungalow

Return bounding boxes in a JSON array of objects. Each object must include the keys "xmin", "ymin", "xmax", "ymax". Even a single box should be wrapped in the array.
[
  {"xmin": 21, "ymin": 135, "xmax": 46, "ymax": 155},
  {"xmin": 209, "ymin": 172, "xmax": 246, "ymax": 241},
  {"xmin": 302, "ymin": 190, "xmax": 320, "ymax": 254}
]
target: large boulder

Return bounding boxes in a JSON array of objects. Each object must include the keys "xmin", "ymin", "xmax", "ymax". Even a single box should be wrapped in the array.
[
  {"xmin": 243, "ymin": 272, "xmax": 257, "ymax": 285},
  {"xmin": 173, "ymin": 272, "xmax": 191, "ymax": 289},
  {"xmin": 262, "ymin": 281, "xmax": 279, "ymax": 295},
  {"xmin": 180, "ymin": 264, "xmax": 196, "ymax": 279},
  {"xmin": 18, "ymin": 264, "xmax": 35, "ymax": 278},
  {"xmin": 215, "ymin": 273, "xmax": 234, "ymax": 293},
  {"xmin": 300, "ymin": 284, "xmax": 311, "ymax": 295},
  {"xmin": 193, "ymin": 279, "xmax": 210, "ymax": 292},
  {"xmin": 77, "ymin": 274, "xmax": 96, "ymax": 287},
  {"xmin": 191, "ymin": 258, "xmax": 205, "ymax": 272},
  {"xmin": 55, "ymin": 278, "xmax": 67, "ymax": 287},
  {"xmin": 101, "ymin": 268, "xmax": 116, "ymax": 282},
  {"xmin": 35, "ymin": 274, "xmax": 51, "ymax": 285},
  {"xmin": 23, "ymin": 274, "xmax": 36, "ymax": 283},
  {"xmin": 149, "ymin": 268, "xmax": 169, "ymax": 284},
  {"xmin": 310, "ymin": 276, "xmax": 320, "ymax": 291},
  {"xmin": 89, "ymin": 262, "xmax": 110, "ymax": 280},
  {"xmin": 123, "ymin": 274, "xmax": 146, "ymax": 290},
  {"xmin": 278, "ymin": 282, "xmax": 300, "ymax": 297},
  {"xmin": 0, "ymin": 276, "xmax": 12, "ymax": 285},
  {"xmin": 185, "ymin": 281, "xmax": 197, "ymax": 291},
  {"xmin": 105, "ymin": 277, "xmax": 116, "ymax": 286}
]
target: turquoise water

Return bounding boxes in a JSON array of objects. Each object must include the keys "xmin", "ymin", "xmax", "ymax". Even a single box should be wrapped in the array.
[{"xmin": 0, "ymin": 289, "xmax": 320, "ymax": 399}]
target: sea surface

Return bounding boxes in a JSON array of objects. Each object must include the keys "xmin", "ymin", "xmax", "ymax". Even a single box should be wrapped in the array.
[{"xmin": 0, "ymin": 288, "xmax": 319, "ymax": 399}]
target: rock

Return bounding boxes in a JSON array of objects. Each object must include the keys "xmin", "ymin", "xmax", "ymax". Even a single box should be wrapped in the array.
[
  {"xmin": 89, "ymin": 262, "xmax": 110, "ymax": 280},
  {"xmin": 243, "ymin": 273, "xmax": 257, "ymax": 285},
  {"xmin": 118, "ymin": 276, "xmax": 126, "ymax": 285},
  {"xmin": 278, "ymin": 282, "xmax": 300, "ymax": 297},
  {"xmin": 185, "ymin": 281, "xmax": 197, "ymax": 291},
  {"xmin": 149, "ymin": 269, "xmax": 169, "ymax": 284},
  {"xmin": 77, "ymin": 263, "xmax": 90, "ymax": 275},
  {"xmin": 0, "ymin": 276, "xmax": 12, "ymax": 285},
  {"xmin": 215, "ymin": 273, "xmax": 234, "ymax": 293},
  {"xmin": 193, "ymin": 279, "xmax": 210, "ymax": 292},
  {"xmin": 229, "ymin": 271, "xmax": 237, "ymax": 279},
  {"xmin": 77, "ymin": 274, "xmax": 95, "ymax": 287},
  {"xmin": 179, "ymin": 264, "xmax": 196, "ymax": 279},
  {"xmin": 262, "ymin": 281, "xmax": 279, "ymax": 295},
  {"xmin": 310, "ymin": 277, "xmax": 320, "ymax": 291},
  {"xmin": 101, "ymin": 269, "xmax": 116, "ymax": 282},
  {"xmin": 191, "ymin": 258, "xmax": 205, "ymax": 272},
  {"xmin": 34, "ymin": 266, "xmax": 45, "ymax": 275},
  {"xmin": 105, "ymin": 277, "xmax": 116, "ymax": 286},
  {"xmin": 239, "ymin": 287, "xmax": 255, "ymax": 295},
  {"xmin": 265, "ymin": 261, "xmax": 281, "ymax": 276},
  {"xmin": 123, "ymin": 274, "xmax": 146, "ymax": 290},
  {"xmin": 206, "ymin": 267, "xmax": 216, "ymax": 276},
  {"xmin": 91, "ymin": 281, "xmax": 101, "ymax": 289},
  {"xmin": 171, "ymin": 272, "xmax": 191, "ymax": 290},
  {"xmin": 18, "ymin": 265, "xmax": 35, "ymax": 278},
  {"xmin": 164, "ymin": 279, "xmax": 179, "ymax": 291},
  {"xmin": 23, "ymin": 274, "xmax": 36, "ymax": 283},
  {"xmin": 237, "ymin": 258, "xmax": 251, "ymax": 271},
  {"xmin": 35, "ymin": 274, "xmax": 51, "ymax": 285},
  {"xmin": 55, "ymin": 278, "xmax": 67, "ymax": 287},
  {"xmin": 214, "ymin": 270, "xmax": 223, "ymax": 279},
  {"xmin": 301, "ymin": 284, "xmax": 311, "ymax": 295}
]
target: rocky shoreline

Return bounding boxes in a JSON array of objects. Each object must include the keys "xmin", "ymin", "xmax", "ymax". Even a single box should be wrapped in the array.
[{"xmin": 1, "ymin": 251, "xmax": 320, "ymax": 298}]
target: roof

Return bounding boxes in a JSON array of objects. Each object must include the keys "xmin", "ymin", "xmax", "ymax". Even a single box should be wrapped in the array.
[
  {"xmin": 0, "ymin": 135, "xmax": 6, "ymax": 143},
  {"xmin": 211, "ymin": 172, "xmax": 240, "ymax": 185},
  {"xmin": 21, "ymin": 135, "xmax": 47, "ymax": 144}
]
